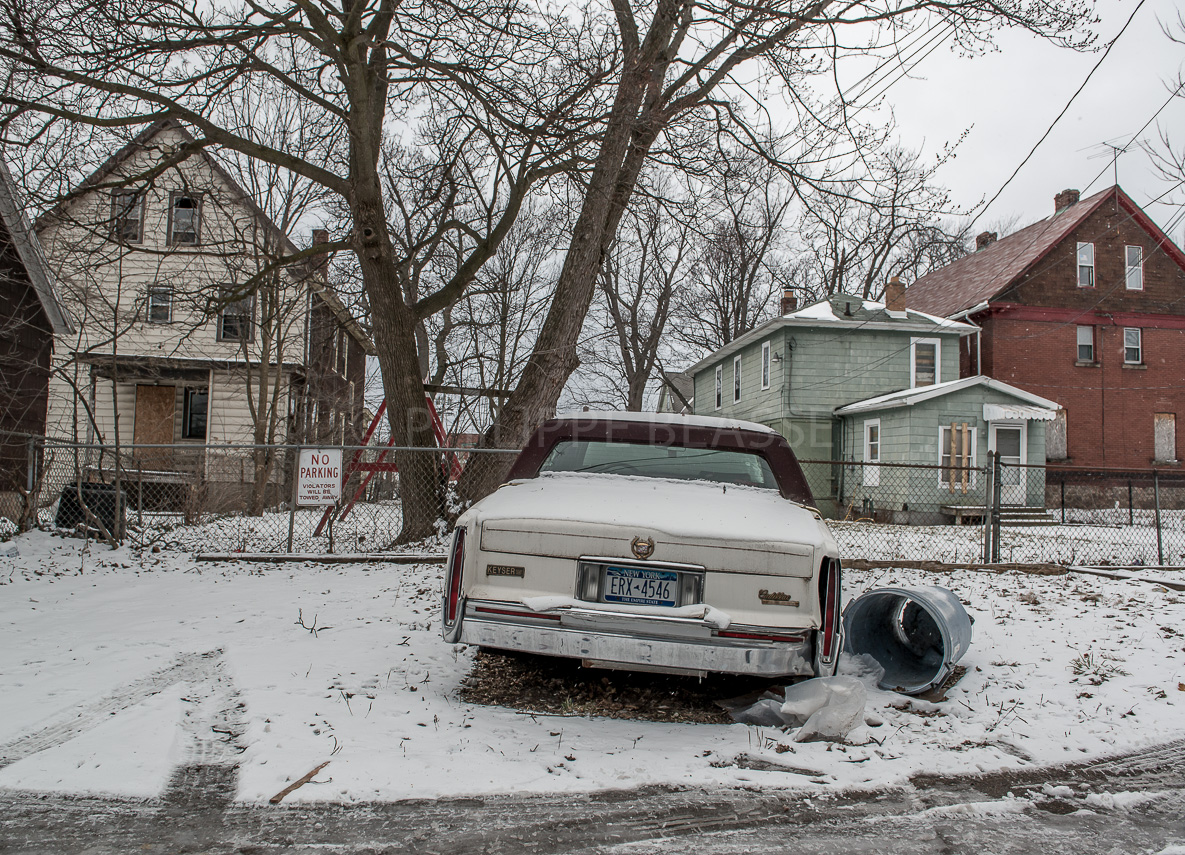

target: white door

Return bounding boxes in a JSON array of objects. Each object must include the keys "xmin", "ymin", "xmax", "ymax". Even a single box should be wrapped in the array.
[{"xmin": 990, "ymin": 423, "xmax": 1026, "ymax": 505}]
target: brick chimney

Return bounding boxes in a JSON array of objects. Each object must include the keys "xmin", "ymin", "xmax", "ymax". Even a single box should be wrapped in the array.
[
  {"xmin": 1054, "ymin": 189, "xmax": 1080, "ymax": 213},
  {"xmin": 780, "ymin": 287, "xmax": 798, "ymax": 315},
  {"xmin": 975, "ymin": 231, "xmax": 997, "ymax": 250},
  {"xmin": 312, "ymin": 228, "xmax": 330, "ymax": 279},
  {"xmin": 883, "ymin": 275, "xmax": 905, "ymax": 310}
]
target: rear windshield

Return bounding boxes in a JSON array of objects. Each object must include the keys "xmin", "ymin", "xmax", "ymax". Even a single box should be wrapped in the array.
[{"xmin": 537, "ymin": 439, "xmax": 779, "ymax": 490}]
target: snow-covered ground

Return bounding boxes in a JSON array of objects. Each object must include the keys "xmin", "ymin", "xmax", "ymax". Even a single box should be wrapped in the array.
[{"xmin": 1, "ymin": 528, "xmax": 1183, "ymax": 804}]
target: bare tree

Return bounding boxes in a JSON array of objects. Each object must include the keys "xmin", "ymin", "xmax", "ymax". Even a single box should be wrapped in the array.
[
  {"xmin": 574, "ymin": 185, "xmax": 694, "ymax": 411},
  {"xmin": 671, "ymin": 157, "xmax": 794, "ymax": 357},
  {"xmin": 795, "ymin": 145, "xmax": 966, "ymax": 301}
]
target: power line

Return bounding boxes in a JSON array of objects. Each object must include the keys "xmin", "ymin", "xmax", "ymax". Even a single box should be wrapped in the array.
[{"xmin": 972, "ymin": 0, "xmax": 1148, "ymax": 229}]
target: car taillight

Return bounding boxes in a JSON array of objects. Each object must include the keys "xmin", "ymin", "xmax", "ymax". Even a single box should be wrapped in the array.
[
  {"xmin": 444, "ymin": 527, "xmax": 466, "ymax": 626},
  {"xmin": 715, "ymin": 630, "xmax": 807, "ymax": 643},
  {"xmin": 818, "ymin": 557, "xmax": 841, "ymax": 663}
]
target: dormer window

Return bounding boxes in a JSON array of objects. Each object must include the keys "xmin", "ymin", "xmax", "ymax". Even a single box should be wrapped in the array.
[
  {"xmin": 169, "ymin": 193, "xmax": 200, "ymax": 245},
  {"xmin": 111, "ymin": 190, "xmax": 143, "ymax": 243}
]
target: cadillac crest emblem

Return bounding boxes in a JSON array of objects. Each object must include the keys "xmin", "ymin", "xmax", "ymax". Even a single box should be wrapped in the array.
[{"xmin": 630, "ymin": 536, "xmax": 656, "ymax": 560}]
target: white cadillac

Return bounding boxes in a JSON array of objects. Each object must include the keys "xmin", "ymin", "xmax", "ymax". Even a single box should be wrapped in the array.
[{"xmin": 441, "ymin": 412, "xmax": 842, "ymax": 678}]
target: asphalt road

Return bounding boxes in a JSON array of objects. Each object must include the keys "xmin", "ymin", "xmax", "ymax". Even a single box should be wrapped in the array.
[{"xmin": 1, "ymin": 739, "xmax": 1183, "ymax": 854}]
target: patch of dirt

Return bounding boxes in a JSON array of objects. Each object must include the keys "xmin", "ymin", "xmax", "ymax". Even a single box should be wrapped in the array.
[{"xmin": 459, "ymin": 648, "xmax": 784, "ymax": 724}]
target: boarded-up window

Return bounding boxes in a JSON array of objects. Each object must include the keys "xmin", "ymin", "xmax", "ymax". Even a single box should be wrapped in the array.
[
  {"xmin": 939, "ymin": 424, "xmax": 977, "ymax": 491},
  {"xmin": 1047, "ymin": 410, "xmax": 1067, "ymax": 460},
  {"xmin": 1154, "ymin": 413, "xmax": 1176, "ymax": 463}
]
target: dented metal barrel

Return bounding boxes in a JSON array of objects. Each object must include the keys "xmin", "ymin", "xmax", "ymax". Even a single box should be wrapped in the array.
[{"xmin": 842, "ymin": 585, "xmax": 973, "ymax": 695}]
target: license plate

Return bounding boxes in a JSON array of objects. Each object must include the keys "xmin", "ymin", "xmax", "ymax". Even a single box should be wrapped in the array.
[{"xmin": 603, "ymin": 566, "xmax": 678, "ymax": 607}]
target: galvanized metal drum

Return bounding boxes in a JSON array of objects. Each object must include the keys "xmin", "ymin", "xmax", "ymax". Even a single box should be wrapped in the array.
[{"xmin": 842, "ymin": 585, "xmax": 973, "ymax": 695}]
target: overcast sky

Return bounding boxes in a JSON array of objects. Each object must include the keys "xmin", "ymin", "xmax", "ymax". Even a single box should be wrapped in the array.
[{"xmin": 873, "ymin": 0, "xmax": 1184, "ymax": 240}]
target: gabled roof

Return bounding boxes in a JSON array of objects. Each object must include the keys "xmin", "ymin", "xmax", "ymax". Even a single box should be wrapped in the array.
[
  {"xmin": 834, "ymin": 375, "xmax": 1060, "ymax": 416},
  {"xmin": 906, "ymin": 186, "xmax": 1185, "ymax": 317},
  {"xmin": 0, "ymin": 160, "xmax": 72, "ymax": 334},
  {"xmin": 40, "ymin": 119, "xmax": 372, "ymax": 354},
  {"xmin": 686, "ymin": 294, "xmax": 972, "ymax": 375}
]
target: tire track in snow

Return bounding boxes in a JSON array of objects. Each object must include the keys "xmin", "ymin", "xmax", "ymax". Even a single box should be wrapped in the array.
[{"xmin": 0, "ymin": 645, "xmax": 246, "ymax": 805}]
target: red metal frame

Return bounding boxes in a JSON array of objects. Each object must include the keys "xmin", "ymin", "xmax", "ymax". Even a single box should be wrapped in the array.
[{"xmin": 313, "ymin": 395, "xmax": 462, "ymax": 535}]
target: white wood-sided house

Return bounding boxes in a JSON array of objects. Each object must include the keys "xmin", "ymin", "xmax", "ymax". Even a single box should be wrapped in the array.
[{"xmin": 37, "ymin": 120, "xmax": 372, "ymax": 483}]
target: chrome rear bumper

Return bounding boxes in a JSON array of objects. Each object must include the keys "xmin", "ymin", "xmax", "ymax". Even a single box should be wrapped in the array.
[{"xmin": 458, "ymin": 600, "xmax": 816, "ymax": 678}]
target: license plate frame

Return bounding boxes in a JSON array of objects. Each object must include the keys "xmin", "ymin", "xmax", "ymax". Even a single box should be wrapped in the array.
[{"xmin": 602, "ymin": 565, "xmax": 680, "ymax": 607}]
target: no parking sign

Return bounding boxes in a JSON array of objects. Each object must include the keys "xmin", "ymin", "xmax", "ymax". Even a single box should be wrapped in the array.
[{"xmin": 296, "ymin": 448, "xmax": 342, "ymax": 506}]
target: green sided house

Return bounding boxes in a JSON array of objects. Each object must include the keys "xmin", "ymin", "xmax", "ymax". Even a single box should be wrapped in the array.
[
  {"xmin": 684, "ymin": 291, "xmax": 1060, "ymax": 520},
  {"xmin": 835, "ymin": 377, "xmax": 1058, "ymax": 524}
]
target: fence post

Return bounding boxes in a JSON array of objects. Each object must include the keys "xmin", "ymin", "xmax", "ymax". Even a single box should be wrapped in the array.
[
  {"xmin": 1060, "ymin": 477, "xmax": 1065, "ymax": 525},
  {"xmin": 26, "ymin": 435, "xmax": 36, "ymax": 493},
  {"xmin": 1154, "ymin": 469, "xmax": 1164, "ymax": 566},
  {"xmin": 983, "ymin": 451, "xmax": 995, "ymax": 563},
  {"xmin": 287, "ymin": 448, "xmax": 300, "ymax": 554},
  {"xmin": 991, "ymin": 450, "xmax": 1003, "ymax": 563},
  {"xmin": 1128, "ymin": 479, "xmax": 1134, "ymax": 526}
]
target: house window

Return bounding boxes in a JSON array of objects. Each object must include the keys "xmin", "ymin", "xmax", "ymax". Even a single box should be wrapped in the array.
[
  {"xmin": 1154, "ymin": 413, "xmax": 1177, "ymax": 463},
  {"xmin": 111, "ymin": 191, "xmax": 143, "ymax": 243},
  {"xmin": 911, "ymin": 338, "xmax": 940, "ymax": 387},
  {"xmin": 147, "ymin": 285, "xmax": 172, "ymax": 323},
  {"xmin": 1077, "ymin": 242, "xmax": 1095, "ymax": 288},
  {"xmin": 733, "ymin": 355, "xmax": 742, "ymax": 403},
  {"xmin": 169, "ymin": 193, "xmax": 200, "ymax": 245},
  {"xmin": 219, "ymin": 293, "xmax": 254, "ymax": 342},
  {"xmin": 1123, "ymin": 327, "xmax": 1142, "ymax": 364},
  {"xmin": 714, "ymin": 365, "xmax": 722, "ymax": 409},
  {"xmin": 1076, "ymin": 325, "xmax": 1094, "ymax": 362},
  {"xmin": 939, "ymin": 424, "xmax": 977, "ymax": 490},
  {"xmin": 863, "ymin": 419, "xmax": 881, "ymax": 487},
  {"xmin": 182, "ymin": 388, "xmax": 208, "ymax": 439},
  {"xmin": 761, "ymin": 341, "xmax": 771, "ymax": 390},
  {"xmin": 1125, "ymin": 245, "xmax": 1143, "ymax": 291},
  {"xmin": 336, "ymin": 329, "xmax": 347, "ymax": 375}
]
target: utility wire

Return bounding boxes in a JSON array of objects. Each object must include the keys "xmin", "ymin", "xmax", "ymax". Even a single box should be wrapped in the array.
[{"xmin": 972, "ymin": 0, "xmax": 1148, "ymax": 228}]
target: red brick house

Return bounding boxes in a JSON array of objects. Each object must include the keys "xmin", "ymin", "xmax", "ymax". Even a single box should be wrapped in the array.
[{"xmin": 906, "ymin": 186, "xmax": 1185, "ymax": 471}]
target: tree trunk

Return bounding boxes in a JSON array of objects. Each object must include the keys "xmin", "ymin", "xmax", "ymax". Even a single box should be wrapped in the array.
[{"xmin": 352, "ymin": 192, "xmax": 443, "ymax": 543}]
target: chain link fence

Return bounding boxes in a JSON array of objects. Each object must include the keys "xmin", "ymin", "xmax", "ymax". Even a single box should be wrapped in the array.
[
  {"xmin": 22, "ymin": 440, "xmax": 519, "ymax": 554},
  {"xmin": 10, "ymin": 440, "xmax": 1185, "ymax": 567}
]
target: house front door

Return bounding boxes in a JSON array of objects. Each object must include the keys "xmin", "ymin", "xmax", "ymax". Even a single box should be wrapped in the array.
[
  {"xmin": 134, "ymin": 385, "xmax": 175, "ymax": 468},
  {"xmin": 989, "ymin": 423, "xmax": 1026, "ymax": 505}
]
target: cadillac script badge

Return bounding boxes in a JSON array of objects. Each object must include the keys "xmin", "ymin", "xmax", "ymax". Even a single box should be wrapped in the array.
[{"xmin": 630, "ymin": 536, "xmax": 656, "ymax": 560}]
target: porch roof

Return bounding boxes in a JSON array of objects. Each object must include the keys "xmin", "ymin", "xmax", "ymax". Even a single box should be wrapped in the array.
[
  {"xmin": 834, "ymin": 375, "xmax": 1060, "ymax": 417},
  {"xmin": 75, "ymin": 352, "xmax": 305, "ymax": 383}
]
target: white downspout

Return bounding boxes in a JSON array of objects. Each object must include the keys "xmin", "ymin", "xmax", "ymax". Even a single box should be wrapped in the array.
[{"xmin": 950, "ymin": 301, "xmax": 989, "ymax": 376}]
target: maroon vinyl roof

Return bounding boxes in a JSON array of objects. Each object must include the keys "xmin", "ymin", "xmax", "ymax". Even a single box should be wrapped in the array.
[
  {"xmin": 906, "ymin": 186, "xmax": 1185, "ymax": 318},
  {"xmin": 506, "ymin": 415, "xmax": 814, "ymax": 505}
]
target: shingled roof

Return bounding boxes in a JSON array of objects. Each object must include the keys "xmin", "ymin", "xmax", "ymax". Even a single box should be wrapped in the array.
[
  {"xmin": 0, "ymin": 161, "xmax": 72, "ymax": 334},
  {"xmin": 905, "ymin": 186, "xmax": 1185, "ymax": 317}
]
